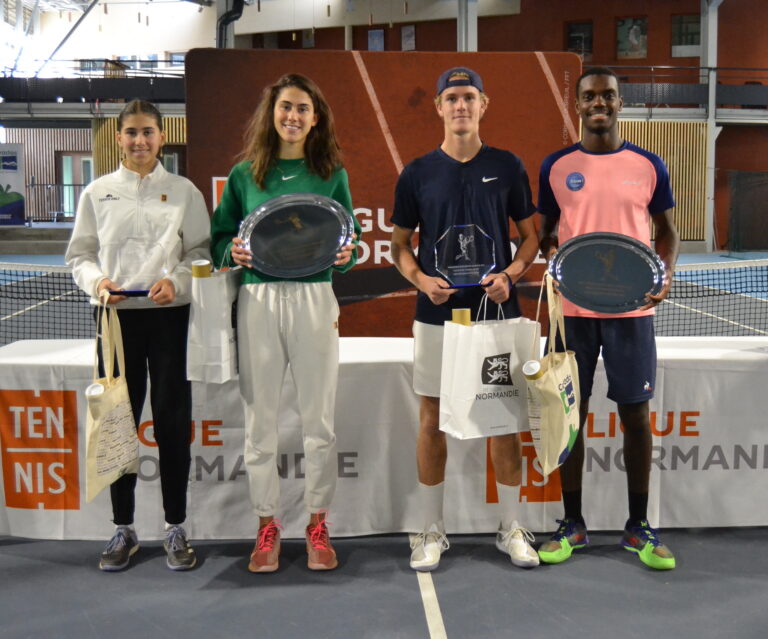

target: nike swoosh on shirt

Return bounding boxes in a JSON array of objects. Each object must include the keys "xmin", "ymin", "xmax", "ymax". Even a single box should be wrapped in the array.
[
  {"xmin": 482, "ymin": 177, "xmax": 498, "ymax": 183},
  {"xmin": 281, "ymin": 175, "xmax": 298, "ymax": 181}
]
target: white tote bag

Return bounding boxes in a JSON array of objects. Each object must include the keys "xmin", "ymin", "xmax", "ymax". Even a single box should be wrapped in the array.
[
  {"xmin": 524, "ymin": 273, "xmax": 581, "ymax": 476},
  {"xmin": 439, "ymin": 297, "xmax": 541, "ymax": 440},
  {"xmin": 186, "ymin": 265, "xmax": 241, "ymax": 384},
  {"xmin": 85, "ymin": 293, "xmax": 139, "ymax": 503}
]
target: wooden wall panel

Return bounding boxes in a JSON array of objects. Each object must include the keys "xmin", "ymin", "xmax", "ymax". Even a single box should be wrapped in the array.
[
  {"xmin": 6, "ymin": 128, "xmax": 91, "ymax": 220},
  {"xmin": 620, "ymin": 120, "xmax": 707, "ymax": 241},
  {"xmin": 6, "ymin": 128, "xmax": 90, "ymax": 186}
]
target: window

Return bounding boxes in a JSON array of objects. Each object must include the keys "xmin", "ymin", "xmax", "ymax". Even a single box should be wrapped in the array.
[
  {"xmin": 57, "ymin": 153, "xmax": 92, "ymax": 215},
  {"xmin": 168, "ymin": 52, "xmax": 186, "ymax": 67},
  {"xmin": 368, "ymin": 29, "xmax": 384, "ymax": 51},
  {"xmin": 401, "ymin": 24, "xmax": 415, "ymax": 51},
  {"xmin": 566, "ymin": 22, "xmax": 593, "ymax": 62},
  {"xmin": 671, "ymin": 15, "xmax": 700, "ymax": 57},
  {"xmin": 140, "ymin": 54, "xmax": 158, "ymax": 70},
  {"xmin": 162, "ymin": 154, "xmax": 178, "ymax": 175},
  {"xmin": 118, "ymin": 55, "xmax": 139, "ymax": 70},
  {"xmin": 2, "ymin": 0, "xmax": 17, "ymax": 27},
  {"xmin": 162, "ymin": 145, "xmax": 186, "ymax": 177},
  {"xmin": 22, "ymin": 6, "xmax": 32, "ymax": 34},
  {"xmin": 79, "ymin": 59, "xmax": 105, "ymax": 73},
  {"xmin": 81, "ymin": 158, "xmax": 93, "ymax": 186},
  {"xmin": 262, "ymin": 33, "xmax": 278, "ymax": 49}
]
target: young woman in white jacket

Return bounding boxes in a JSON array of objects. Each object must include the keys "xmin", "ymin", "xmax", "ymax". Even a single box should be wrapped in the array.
[{"xmin": 66, "ymin": 99, "xmax": 210, "ymax": 572}]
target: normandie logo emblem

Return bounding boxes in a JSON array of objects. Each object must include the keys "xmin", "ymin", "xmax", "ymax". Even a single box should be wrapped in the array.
[{"xmin": 481, "ymin": 353, "xmax": 513, "ymax": 386}]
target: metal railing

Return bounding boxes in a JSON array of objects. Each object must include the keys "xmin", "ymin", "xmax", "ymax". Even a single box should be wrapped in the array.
[
  {"xmin": 602, "ymin": 65, "xmax": 768, "ymax": 110},
  {"xmin": 2, "ymin": 62, "xmax": 767, "ymax": 109},
  {"xmin": 0, "ymin": 75, "xmax": 185, "ymax": 104},
  {"xmin": 24, "ymin": 183, "xmax": 86, "ymax": 222},
  {"xmin": 2, "ymin": 58, "xmax": 186, "ymax": 79}
]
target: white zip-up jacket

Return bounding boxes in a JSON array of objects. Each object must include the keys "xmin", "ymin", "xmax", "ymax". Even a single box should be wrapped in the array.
[{"xmin": 66, "ymin": 161, "xmax": 211, "ymax": 309}]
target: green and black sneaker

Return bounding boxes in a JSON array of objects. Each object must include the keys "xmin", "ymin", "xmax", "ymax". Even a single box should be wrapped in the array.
[
  {"xmin": 537, "ymin": 518, "xmax": 589, "ymax": 565},
  {"xmin": 622, "ymin": 520, "xmax": 676, "ymax": 570}
]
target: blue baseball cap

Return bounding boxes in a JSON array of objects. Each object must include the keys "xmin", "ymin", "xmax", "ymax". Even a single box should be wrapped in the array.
[{"xmin": 436, "ymin": 67, "xmax": 484, "ymax": 96}]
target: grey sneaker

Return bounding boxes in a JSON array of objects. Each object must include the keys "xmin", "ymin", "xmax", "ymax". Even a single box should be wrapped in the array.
[
  {"xmin": 164, "ymin": 525, "xmax": 197, "ymax": 571},
  {"xmin": 99, "ymin": 526, "xmax": 139, "ymax": 572}
]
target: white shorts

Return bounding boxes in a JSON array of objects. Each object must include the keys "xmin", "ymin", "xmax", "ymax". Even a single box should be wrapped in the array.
[{"xmin": 412, "ymin": 320, "xmax": 445, "ymax": 398}]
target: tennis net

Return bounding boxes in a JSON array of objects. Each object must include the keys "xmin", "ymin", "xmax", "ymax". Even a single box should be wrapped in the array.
[
  {"xmin": 0, "ymin": 262, "xmax": 93, "ymax": 347},
  {"xmin": 655, "ymin": 259, "xmax": 768, "ymax": 336},
  {"xmin": 0, "ymin": 259, "xmax": 767, "ymax": 346}
]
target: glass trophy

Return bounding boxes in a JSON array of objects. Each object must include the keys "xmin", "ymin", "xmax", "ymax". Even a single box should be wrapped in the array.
[{"xmin": 434, "ymin": 224, "xmax": 496, "ymax": 287}]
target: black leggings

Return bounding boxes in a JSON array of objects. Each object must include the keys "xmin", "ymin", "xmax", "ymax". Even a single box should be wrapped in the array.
[{"xmin": 97, "ymin": 305, "xmax": 192, "ymax": 526}]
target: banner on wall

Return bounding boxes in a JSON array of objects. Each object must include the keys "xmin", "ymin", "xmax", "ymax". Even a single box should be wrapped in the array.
[
  {"xmin": 0, "ymin": 338, "xmax": 767, "ymax": 540},
  {"xmin": 187, "ymin": 49, "xmax": 581, "ymax": 337},
  {"xmin": 0, "ymin": 144, "xmax": 25, "ymax": 225}
]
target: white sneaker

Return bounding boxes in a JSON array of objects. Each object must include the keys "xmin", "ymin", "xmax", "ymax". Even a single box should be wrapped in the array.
[
  {"xmin": 496, "ymin": 520, "xmax": 539, "ymax": 568},
  {"xmin": 410, "ymin": 522, "xmax": 449, "ymax": 572}
]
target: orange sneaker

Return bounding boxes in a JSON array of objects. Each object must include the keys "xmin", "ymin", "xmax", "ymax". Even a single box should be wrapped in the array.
[
  {"xmin": 306, "ymin": 512, "xmax": 338, "ymax": 571},
  {"xmin": 248, "ymin": 519, "xmax": 282, "ymax": 573}
]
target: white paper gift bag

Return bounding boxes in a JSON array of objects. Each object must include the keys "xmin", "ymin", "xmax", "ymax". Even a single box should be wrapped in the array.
[
  {"xmin": 186, "ymin": 263, "xmax": 241, "ymax": 384},
  {"xmin": 439, "ymin": 299, "xmax": 541, "ymax": 440}
]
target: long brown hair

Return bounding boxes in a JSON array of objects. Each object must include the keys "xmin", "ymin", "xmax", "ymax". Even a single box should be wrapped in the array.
[{"xmin": 240, "ymin": 73, "xmax": 343, "ymax": 189}]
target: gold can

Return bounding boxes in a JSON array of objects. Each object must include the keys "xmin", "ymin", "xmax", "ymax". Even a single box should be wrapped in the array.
[
  {"xmin": 451, "ymin": 308, "xmax": 471, "ymax": 326},
  {"xmin": 191, "ymin": 259, "xmax": 211, "ymax": 278}
]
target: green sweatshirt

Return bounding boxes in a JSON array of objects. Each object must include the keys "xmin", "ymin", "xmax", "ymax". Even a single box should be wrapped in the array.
[{"xmin": 210, "ymin": 159, "xmax": 362, "ymax": 283}]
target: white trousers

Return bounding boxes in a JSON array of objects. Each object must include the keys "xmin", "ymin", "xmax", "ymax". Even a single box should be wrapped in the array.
[{"xmin": 237, "ymin": 281, "xmax": 340, "ymax": 516}]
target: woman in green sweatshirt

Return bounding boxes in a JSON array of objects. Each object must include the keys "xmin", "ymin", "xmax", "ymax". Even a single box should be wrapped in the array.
[{"xmin": 211, "ymin": 73, "xmax": 361, "ymax": 573}]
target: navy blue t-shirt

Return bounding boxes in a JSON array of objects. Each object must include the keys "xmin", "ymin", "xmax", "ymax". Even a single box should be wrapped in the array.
[{"xmin": 391, "ymin": 145, "xmax": 535, "ymax": 325}]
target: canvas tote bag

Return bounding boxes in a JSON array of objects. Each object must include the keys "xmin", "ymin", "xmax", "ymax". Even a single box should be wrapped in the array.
[
  {"xmin": 524, "ymin": 273, "xmax": 581, "ymax": 476},
  {"xmin": 84, "ymin": 292, "xmax": 139, "ymax": 502},
  {"xmin": 439, "ymin": 295, "xmax": 541, "ymax": 440},
  {"xmin": 186, "ymin": 261, "xmax": 241, "ymax": 384}
]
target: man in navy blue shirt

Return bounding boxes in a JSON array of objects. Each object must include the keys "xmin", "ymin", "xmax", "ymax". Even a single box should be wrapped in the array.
[{"xmin": 391, "ymin": 67, "xmax": 540, "ymax": 571}]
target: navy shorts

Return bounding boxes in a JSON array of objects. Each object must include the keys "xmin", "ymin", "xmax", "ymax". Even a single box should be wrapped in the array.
[{"xmin": 553, "ymin": 316, "xmax": 657, "ymax": 404}]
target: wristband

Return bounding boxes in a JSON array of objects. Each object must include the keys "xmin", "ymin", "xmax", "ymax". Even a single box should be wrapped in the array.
[{"xmin": 500, "ymin": 271, "xmax": 512, "ymax": 287}]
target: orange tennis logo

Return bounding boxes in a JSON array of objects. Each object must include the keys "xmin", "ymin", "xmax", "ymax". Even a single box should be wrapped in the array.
[
  {"xmin": 486, "ymin": 432, "xmax": 562, "ymax": 503},
  {"xmin": 0, "ymin": 390, "xmax": 80, "ymax": 510},
  {"xmin": 212, "ymin": 177, "xmax": 227, "ymax": 209}
]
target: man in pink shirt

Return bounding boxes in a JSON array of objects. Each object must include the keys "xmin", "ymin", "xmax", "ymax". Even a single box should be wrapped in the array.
[{"xmin": 537, "ymin": 67, "xmax": 680, "ymax": 570}]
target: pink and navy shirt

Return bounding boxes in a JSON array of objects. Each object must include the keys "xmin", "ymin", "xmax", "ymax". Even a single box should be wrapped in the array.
[{"xmin": 538, "ymin": 141, "xmax": 675, "ymax": 318}]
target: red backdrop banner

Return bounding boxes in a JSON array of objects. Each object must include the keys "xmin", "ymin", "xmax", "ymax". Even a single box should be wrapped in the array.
[{"xmin": 185, "ymin": 49, "xmax": 580, "ymax": 336}]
